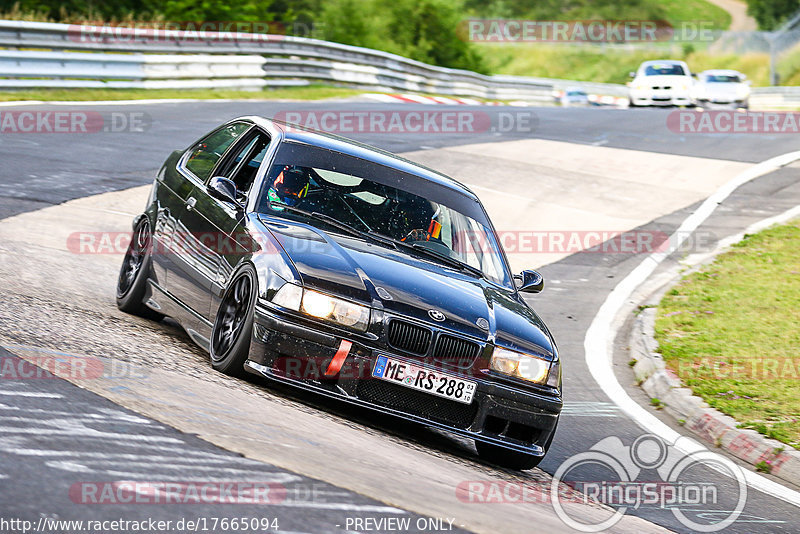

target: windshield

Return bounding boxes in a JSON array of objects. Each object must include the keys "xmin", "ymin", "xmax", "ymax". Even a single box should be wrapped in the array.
[
  {"xmin": 644, "ymin": 64, "xmax": 686, "ymax": 76},
  {"xmin": 704, "ymin": 74, "xmax": 742, "ymax": 83},
  {"xmin": 257, "ymin": 142, "xmax": 511, "ymax": 287}
]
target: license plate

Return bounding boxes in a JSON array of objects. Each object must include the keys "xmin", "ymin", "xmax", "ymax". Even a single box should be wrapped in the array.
[{"xmin": 371, "ymin": 355, "xmax": 476, "ymax": 405}]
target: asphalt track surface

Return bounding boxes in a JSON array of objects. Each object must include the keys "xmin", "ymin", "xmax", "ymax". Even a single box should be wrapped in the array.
[{"xmin": 1, "ymin": 100, "xmax": 799, "ymax": 533}]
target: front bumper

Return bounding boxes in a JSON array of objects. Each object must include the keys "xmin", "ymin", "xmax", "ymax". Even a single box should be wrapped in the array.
[
  {"xmin": 695, "ymin": 98, "xmax": 748, "ymax": 109},
  {"xmin": 245, "ymin": 305, "xmax": 562, "ymax": 456},
  {"xmin": 630, "ymin": 89, "xmax": 691, "ymax": 107}
]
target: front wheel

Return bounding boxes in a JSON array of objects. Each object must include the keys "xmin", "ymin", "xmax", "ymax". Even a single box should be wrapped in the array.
[
  {"xmin": 210, "ymin": 264, "xmax": 257, "ymax": 377},
  {"xmin": 116, "ymin": 217, "xmax": 163, "ymax": 321}
]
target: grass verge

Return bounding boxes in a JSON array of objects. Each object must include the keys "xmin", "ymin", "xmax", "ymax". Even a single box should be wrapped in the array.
[
  {"xmin": 0, "ymin": 84, "xmax": 362, "ymax": 103},
  {"xmin": 655, "ymin": 219, "xmax": 800, "ymax": 447},
  {"xmin": 479, "ymin": 43, "xmax": 785, "ymax": 86}
]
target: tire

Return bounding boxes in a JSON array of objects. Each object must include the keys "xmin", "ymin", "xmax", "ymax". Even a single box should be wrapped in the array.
[
  {"xmin": 210, "ymin": 264, "xmax": 257, "ymax": 377},
  {"xmin": 116, "ymin": 217, "xmax": 164, "ymax": 321},
  {"xmin": 476, "ymin": 421, "xmax": 558, "ymax": 470}
]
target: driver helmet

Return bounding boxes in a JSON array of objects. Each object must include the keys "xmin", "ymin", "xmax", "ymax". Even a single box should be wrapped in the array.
[{"xmin": 273, "ymin": 166, "xmax": 309, "ymax": 202}]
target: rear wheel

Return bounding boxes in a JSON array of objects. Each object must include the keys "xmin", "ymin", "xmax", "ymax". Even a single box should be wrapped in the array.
[
  {"xmin": 116, "ymin": 217, "xmax": 163, "ymax": 321},
  {"xmin": 210, "ymin": 265, "xmax": 257, "ymax": 377}
]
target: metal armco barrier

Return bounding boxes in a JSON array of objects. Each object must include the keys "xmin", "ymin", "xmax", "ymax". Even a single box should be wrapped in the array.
[
  {"xmin": 0, "ymin": 20, "xmax": 552, "ymax": 97},
  {"xmin": 0, "ymin": 20, "xmax": 793, "ymax": 104}
]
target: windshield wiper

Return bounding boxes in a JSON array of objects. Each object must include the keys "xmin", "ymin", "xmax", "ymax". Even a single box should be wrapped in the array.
[
  {"xmin": 265, "ymin": 202, "xmax": 484, "ymax": 278},
  {"xmin": 412, "ymin": 244, "xmax": 485, "ymax": 278},
  {"xmin": 266, "ymin": 202, "xmax": 365, "ymax": 238},
  {"xmin": 390, "ymin": 240, "xmax": 484, "ymax": 278},
  {"xmin": 266, "ymin": 202, "xmax": 399, "ymax": 248}
]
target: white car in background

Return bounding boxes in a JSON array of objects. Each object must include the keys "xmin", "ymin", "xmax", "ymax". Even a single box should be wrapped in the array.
[
  {"xmin": 628, "ymin": 60, "xmax": 693, "ymax": 107},
  {"xmin": 692, "ymin": 70, "xmax": 750, "ymax": 109}
]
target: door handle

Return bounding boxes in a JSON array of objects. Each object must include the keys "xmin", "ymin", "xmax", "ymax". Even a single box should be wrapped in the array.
[{"xmin": 186, "ymin": 197, "xmax": 197, "ymax": 210}]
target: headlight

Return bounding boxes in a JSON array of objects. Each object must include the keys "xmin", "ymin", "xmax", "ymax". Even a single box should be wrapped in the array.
[
  {"xmin": 490, "ymin": 346, "xmax": 551, "ymax": 384},
  {"xmin": 271, "ymin": 283, "xmax": 302, "ymax": 310},
  {"xmin": 271, "ymin": 284, "xmax": 371, "ymax": 332},
  {"xmin": 736, "ymin": 85, "xmax": 749, "ymax": 98}
]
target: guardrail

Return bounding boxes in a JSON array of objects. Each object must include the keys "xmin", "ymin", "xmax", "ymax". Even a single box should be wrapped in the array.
[
  {"xmin": 751, "ymin": 86, "xmax": 800, "ymax": 109},
  {"xmin": 0, "ymin": 20, "xmax": 554, "ymax": 99},
  {"xmin": 0, "ymin": 20, "xmax": 795, "ymax": 108}
]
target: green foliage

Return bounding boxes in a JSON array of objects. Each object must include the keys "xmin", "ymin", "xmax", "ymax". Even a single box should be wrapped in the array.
[
  {"xmin": 387, "ymin": 0, "xmax": 486, "ymax": 71},
  {"xmin": 318, "ymin": 0, "xmax": 486, "ymax": 72},
  {"xmin": 462, "ymin": 0, "xmax": 731, "ymax": 30},
  {"xmin": 157, "ymin": 0, "xmax": 276, "ymax": 23},
  {"xmin": 746, "ymin": 0, "xmax": 800, "ymax": 30},
  {"xmin": 755, "ymin": 460, "xmax": 772, "ymax": 473}
]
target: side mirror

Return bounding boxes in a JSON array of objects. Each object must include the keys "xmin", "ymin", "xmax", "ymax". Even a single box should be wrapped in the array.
[
  {"xmin": 629, "ymin": 71, "xmax": 635, "ymax": 78},
  {"xmin": 515, "ymin": 270, "xmax": 544, "ymax": 294},
  {"xmin": 208, "ymin": 176, "xmax": 242, "ymax": 208}
]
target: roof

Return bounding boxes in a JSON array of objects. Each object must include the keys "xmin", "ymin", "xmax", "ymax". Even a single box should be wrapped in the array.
[
  {"xmin": 242, "ymin": 116, "xmax": 479, "ymax": 203},
  {"xmin": 639, "ymin": 59, "xmax": 688, "ymax": 66},
  {"xmin": 699, "ymin": 69, "xmax": 744, "ymax": 76}
]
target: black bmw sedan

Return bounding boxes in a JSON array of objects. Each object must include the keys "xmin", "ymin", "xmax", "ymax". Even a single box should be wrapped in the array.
[{"xmin": 116, "ymin": 116, "xmax": 561, "ymax": 469}]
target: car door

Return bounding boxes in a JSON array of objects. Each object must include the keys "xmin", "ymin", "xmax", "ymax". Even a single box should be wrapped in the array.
[
  {"xmin": 149, "ymin": 151, "xmax": 191, "ymax": 288},
  {"xmin": 167, "ymin": 121, "xmax": 251, "ymax": 322},
  {"xmin": 204, "ymin": 129, "xmax": 273, "ymax": 322}
]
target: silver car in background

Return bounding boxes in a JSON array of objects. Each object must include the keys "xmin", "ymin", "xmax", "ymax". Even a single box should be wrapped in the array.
[
  {"xmin": 691, "ymin": 70, "xmax": 750, "ymax": 109},
  {"xmin": 560, "ymin": 87, "xmax": 590, "ymax": 107}
]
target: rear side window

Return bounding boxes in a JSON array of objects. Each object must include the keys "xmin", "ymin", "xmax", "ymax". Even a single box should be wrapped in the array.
[{"xmin": 184, "ymin": 123, "xmax": 250, "ymax": 182}]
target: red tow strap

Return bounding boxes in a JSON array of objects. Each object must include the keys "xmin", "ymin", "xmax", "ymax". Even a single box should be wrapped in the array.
[{"xmin": 325, "ymin": 339, "xmax": 352, "ymax": 377}]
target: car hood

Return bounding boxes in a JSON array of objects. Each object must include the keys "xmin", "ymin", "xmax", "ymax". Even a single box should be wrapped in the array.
[
  {"xmin": 637, "ymin": 75, "xmax": 691, "ymax": 87},
  {"xmin": 258, "ymin": 216, "xmax": 555, "ymax": 357},
  {"xmin": 700, "ymin": 83, "xmax": 745, "ymax": 97}
]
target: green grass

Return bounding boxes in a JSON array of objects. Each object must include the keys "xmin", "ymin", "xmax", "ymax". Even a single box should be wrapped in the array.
[
  {"xmin": 479, "ymin": 43, "xmax": 788, "ymax": 87},
  {"xmin": 655, "ymin": 220, "xmax": 800, "ymax": 448},
  {"xmin": 659, "ymin": 0, "xmax": 732, "ymax": 29},
  {"xmin": 0, "ymin": 84, "xmax": 362, "ymax": 102},
  {"xmin": 778, "ymin": 43, "xmax": 800, "ymax": 86}
]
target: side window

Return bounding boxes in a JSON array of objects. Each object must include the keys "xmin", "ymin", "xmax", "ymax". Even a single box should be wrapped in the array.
[
  {"xmin": 217, "ymin": 131, "xmax": 271, "ymax": 196},
  {"xmin": 184, "ymin": 123, "xmax": 250, "ymax": 182}
]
